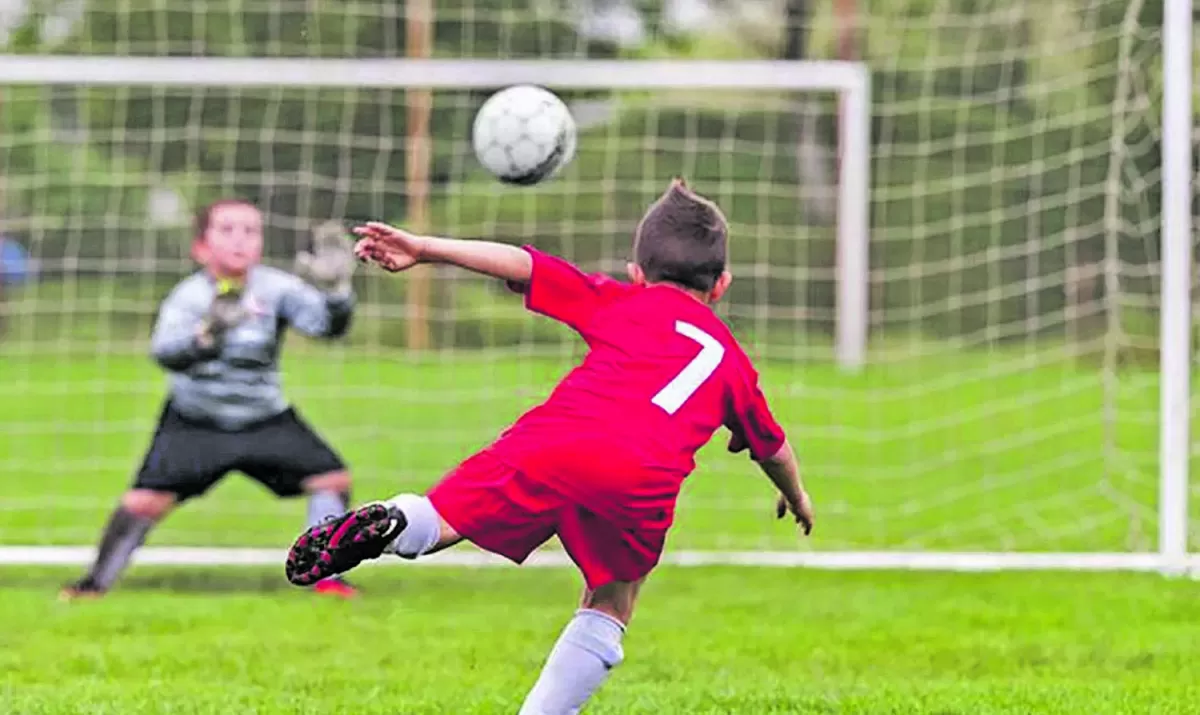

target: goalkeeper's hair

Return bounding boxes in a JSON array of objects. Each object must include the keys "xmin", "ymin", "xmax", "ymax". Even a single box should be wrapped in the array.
[{"xmin": 633, "ymin": 177, "xmax": 728, "ymax": 292}]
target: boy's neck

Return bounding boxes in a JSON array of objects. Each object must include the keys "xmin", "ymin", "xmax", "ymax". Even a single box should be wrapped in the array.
[
  {"xmin": 206, "ymin": 266, "xmax": 250, "ymax": 282},
  {"xmin": 645, "ymin": 280, "xmax": 711, "ymax": 305}
]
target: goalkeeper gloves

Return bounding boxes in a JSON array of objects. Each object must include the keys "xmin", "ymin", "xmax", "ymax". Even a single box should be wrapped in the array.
[
  {"xmin": 295, "ymin": 220, "xmax": 355, "ymax": 297},
  {"xmin": 195, "ymin": 278, "xmax": 247, "ymax": 351}
]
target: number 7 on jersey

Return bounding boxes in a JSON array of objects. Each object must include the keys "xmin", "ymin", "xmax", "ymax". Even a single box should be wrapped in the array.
[{"xmin": 651, "ymin": 321, "xmax": 725, "ymax": 415}]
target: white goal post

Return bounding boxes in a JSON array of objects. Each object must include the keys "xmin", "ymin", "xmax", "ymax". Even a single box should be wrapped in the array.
[{"xmin": 0, "ymin": 40, "xmax": 1193, "ymax": 575}]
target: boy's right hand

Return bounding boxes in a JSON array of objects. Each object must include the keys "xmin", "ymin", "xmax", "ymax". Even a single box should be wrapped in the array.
[
  {"xmin": 352, "ymin": 222, "xmax": 427, "ymax": 273},
  {"xmin": 776, "ymin": 489, "xmax": 814, "ymax": 536},
  {"xmin": 196, "ymin": 281, "xmax": 246, "ymax": 349}
]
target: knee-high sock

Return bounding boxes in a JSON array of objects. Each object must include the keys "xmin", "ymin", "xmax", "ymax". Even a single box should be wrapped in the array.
[
  {"xmin": 306, "ymin": 489, "xmax": 350, "ymax": 529},
  {"xmin": 518, "ymin": 609, "xmax": 626, "ymax": 715},
  {"xmin": 87, "ymin": 506, "xmax": 156, "ymax": 590}
]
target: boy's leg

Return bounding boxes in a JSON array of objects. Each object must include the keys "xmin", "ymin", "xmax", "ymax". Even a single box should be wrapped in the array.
[
  {"xmin": 518, "ymin": 580, "xmax": 641, "ymax": 715},
  {"xmin": 284, "ymin": 452, "xmax": 554, "ymax": 586},
  {"xmin": 303, "ymin": 471, "xmax": 351, "ymax": 530},
  {"xmin": 516, "ymin": 505, "xmax": 664, "ymax": 714},
  {"xmin": 239, "ymin": 408, "xmax": 361, "ymax": 594},
  {"xmin": 285, "ymin": 493, "xmax": 465, "ymax": 586},
  {"xmin": 236, "ymin": 407, "xmax": 353, "ymax": 533},
  {"xmin": 62, "ymin": 404, "xmax": 229, "ymax": 600},
  {"xmin": 381, "ymin": 493, "xmax": 461, "ymax": 557},
  {"xmin": 300, "ymin": 471, "xmax": 356, "ymax": 597},
  {"xmin": 61, "ymin": 489, "xmax": 174, "ymax": 599}
]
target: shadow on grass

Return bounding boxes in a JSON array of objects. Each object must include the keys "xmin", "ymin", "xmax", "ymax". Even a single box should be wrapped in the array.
[
  {"xmin": 1, "ymin": 566, "xmax": 296, "ymax": 595},
  {"xmin": 121, "ymin": 569, "xmax": 295, "ymax": 594}
]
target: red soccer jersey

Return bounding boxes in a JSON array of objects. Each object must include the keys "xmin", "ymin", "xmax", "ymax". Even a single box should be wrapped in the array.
[{"xmin": 485, "ymin": 247, "xmax": 786, "ymax": 527}]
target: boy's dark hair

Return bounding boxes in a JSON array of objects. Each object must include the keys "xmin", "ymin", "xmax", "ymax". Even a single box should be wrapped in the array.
[{"xmin": 633, "ymin": 178, "xmax": 728, "ymax": 291}]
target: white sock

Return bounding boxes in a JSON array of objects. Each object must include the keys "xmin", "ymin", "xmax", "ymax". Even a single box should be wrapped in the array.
[
  {"xmin": 518, "ymin": 609, "xmax": 625, "ymax": 715},
  {"xmin": 306, "ymin": 490, "xmax": 348, "ymax": 529},
  {"xmin": 383, "ymin": 493, "xmax": 441, "ymax": 558}
]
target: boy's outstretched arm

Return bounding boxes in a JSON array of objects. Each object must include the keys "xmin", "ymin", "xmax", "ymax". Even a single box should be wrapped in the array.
[
  {"xmin": 757, "ymin": 440, "xmax": 814, "ymax": 535},
  {"xmin": 353, "ymin": 222, "xmax": 532, "ymax": 283}
]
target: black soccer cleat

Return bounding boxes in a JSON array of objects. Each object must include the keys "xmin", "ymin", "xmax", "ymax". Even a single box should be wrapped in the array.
[
  {"xmin": 59, "ymin": 576, "xmax": 106, "ymax": 602},
  {"xmin": 285, "ymin": 502, "xmax": 406, "ymax": 587}
]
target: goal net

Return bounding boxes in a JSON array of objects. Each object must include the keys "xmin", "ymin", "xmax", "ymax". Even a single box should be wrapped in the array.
[{"xmin": 0, "ymin": 0, "xmax": 1185, "ymax": 570}]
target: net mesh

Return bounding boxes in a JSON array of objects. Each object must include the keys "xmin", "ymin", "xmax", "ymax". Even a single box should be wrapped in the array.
[{"xmin": 0, "ymin": 0, "xmax": 1177, "ymax": 553}]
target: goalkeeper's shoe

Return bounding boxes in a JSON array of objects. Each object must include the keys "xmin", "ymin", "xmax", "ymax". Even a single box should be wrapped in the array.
[
  {"xmin": 285, "ymin": 502, "xmax": 406, "ymax": 587},
  {"xmin": 313, "ymin": 577, "xmax": 359, "ymax": 599},
  {"xmin": 59, "ymin": 576, "xmax": 105, "ymax": 602}
]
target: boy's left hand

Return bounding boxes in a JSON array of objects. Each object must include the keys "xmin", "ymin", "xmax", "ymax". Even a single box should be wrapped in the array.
[
  {"xmin": 776, "ymin": 489, "xmax": 814, "ymax": 536},
  {"xmin": 295, "ymin": 221, "xmax": 355, "ymax": 296}
]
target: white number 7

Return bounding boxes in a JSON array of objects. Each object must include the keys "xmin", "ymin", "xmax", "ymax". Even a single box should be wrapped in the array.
[{"xmin": 651, "ymin": 321, "xmax": 725, "ymax": 415}]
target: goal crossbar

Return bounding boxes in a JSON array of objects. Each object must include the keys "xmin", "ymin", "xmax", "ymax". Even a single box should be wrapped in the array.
[{"xmin": 0, "ymin": 56, "xmax": 865, "ymax": 90}]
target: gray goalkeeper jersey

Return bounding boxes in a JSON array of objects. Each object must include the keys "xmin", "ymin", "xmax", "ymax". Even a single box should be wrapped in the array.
[{"xmin": 150, "ymin": 266, "xmax": 354, "ymax": 431}]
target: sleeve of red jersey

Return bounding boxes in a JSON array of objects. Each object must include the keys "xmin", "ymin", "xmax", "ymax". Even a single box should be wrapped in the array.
[
  {"xmin": 725, "ymin": 352, "xmax": 787, "ymax": 462},
  {"xmin": 505, "ymin": 246, "xmax": 631, "ymax": 331}
]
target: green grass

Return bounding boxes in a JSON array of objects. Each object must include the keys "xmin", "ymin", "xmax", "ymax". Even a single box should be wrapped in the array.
[
  {"xmin": 0, "ymin": 338, "xmax": 1165, "ymax": 551},
  {"xmin": 2, "ymin": 567, "xmax": 1199, "ymax": 713},
  {"xmin": 0, "ymin": 289, "xmax": 1190, "ymax": 713}
]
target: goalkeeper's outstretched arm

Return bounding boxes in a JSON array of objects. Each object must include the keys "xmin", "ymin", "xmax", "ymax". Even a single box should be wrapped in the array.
[
  {"xmin": 288, "ymin": 220, "xmax": 358, "ymax": 339},
  {"xmin": 281, "ymin": 277, "xmax": 355, "ymax": 340}
]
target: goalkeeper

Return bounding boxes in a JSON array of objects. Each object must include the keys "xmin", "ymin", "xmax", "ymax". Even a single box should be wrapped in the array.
[{"xmin": 62, "ymin": 199, "xmax": 359, "ymax": 600}]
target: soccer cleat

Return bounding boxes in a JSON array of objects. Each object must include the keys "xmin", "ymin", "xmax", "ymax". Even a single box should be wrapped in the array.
[
  {"xmin": 285, "ymin": 502, "xmax": 406, "ymax": 587},
  {"xmin": 313, "ymin": 577, "xmax": 359, "ymax": 599},
  {"xmin": 58, "ymin": 577, "xmax": 106, "ymax": 602}
]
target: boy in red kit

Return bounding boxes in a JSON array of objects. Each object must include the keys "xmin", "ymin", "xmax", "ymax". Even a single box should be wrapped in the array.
[{"xmin": 285, "ymin": 178, "xmax": 814, "ymax": 715}]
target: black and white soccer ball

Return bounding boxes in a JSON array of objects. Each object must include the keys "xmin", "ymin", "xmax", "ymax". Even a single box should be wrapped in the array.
[{"xmin": 472, "ymin": 85, "xmax": 577, "ymax": 186}]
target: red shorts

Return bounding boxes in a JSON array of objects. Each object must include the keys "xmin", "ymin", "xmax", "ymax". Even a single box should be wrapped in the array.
[{"xmin": 427, "ymin": 450, "xmax": 668, "ymax": 590}]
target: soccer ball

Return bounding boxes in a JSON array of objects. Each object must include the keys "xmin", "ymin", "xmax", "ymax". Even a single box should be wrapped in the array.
[{"xmin": 472, "ymin": 85, "xmax": 577, "ymax": 186}]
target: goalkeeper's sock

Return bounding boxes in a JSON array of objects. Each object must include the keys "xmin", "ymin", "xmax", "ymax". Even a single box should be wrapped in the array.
[
  {"xmin": 88, "ymin": 506, "xmax": 155, "ymax": 591},
  {"xmin": 382, "ymin": 493, "xmax": 441, "ymax": 558},
  {"xmin": 518, "ymin": 609, "xmax": 626, "ymax": 715},
  {"xmin": 306, "ymin": 489, "xmax": 350, "ymax": 529}
]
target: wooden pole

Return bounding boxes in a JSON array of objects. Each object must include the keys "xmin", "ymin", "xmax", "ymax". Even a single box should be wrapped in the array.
[
  {"xmin": 405, "ymin": 0, "xmax": 434, "ymax": 350},
  {"xmin": 834, "ymin": 0, "xmax": 858, "ymax": 180},
  {"xmin": 834, "ymin": 0, "xmax": 858, "ymax": 62},
  {"xmin": 833, "ymin": 0, "xmax": 857, "ymax": 241}
]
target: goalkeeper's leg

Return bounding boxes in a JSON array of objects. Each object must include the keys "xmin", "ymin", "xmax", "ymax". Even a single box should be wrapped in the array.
[
  {"xmin": 60, "ymin": 489, "xmax": 174, "ymax": 599},
  {"xmin": 61, "ymin": 402, "xmax": 232, "ymax": 600},
  {"xmin": 298, "ymin": 470, "xmax": 357, "ymax": 598}
]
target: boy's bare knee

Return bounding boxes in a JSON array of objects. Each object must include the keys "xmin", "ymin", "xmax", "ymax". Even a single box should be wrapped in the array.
[
  {"xmin": 581, "ymin": 579, "xmax": 643, "ymax": 625},
  {"xmin": 121, "ymin": 489, "xmax": 175, "ymax": 520},
  {"xmin": 302, "ymin": 470, "xmax": 351, "ymax": 493}
]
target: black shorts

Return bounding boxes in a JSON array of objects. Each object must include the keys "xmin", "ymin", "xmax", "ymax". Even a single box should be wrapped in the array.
[{"xmin": 133, "ymin": 402, "xmax": 347, "ymax": 501}]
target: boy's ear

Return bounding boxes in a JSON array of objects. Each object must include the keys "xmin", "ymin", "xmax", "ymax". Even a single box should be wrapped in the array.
[
  {"xmin": 626, "ymin": 262, "xmax": 647, "ymax": 284},
  {"xmin": 190, "ymin": 239, "xmax": 209, "ymax": 265},
  {"xmin": 710, "ymin": 271, "xmax": 733, "ymax": 302}
]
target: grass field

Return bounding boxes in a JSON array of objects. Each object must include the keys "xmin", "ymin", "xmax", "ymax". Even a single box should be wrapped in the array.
[
  {"xmin": 0, "ymin": 339, "xmax": 1170, "ymax": 551},
  {"xmin": 2, "ymin": 567, "xmax": 1198, "ymax": 713},
  {"xmin": 1, "ymin": 314, "xmax": 1196, "ymax": 713}
]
